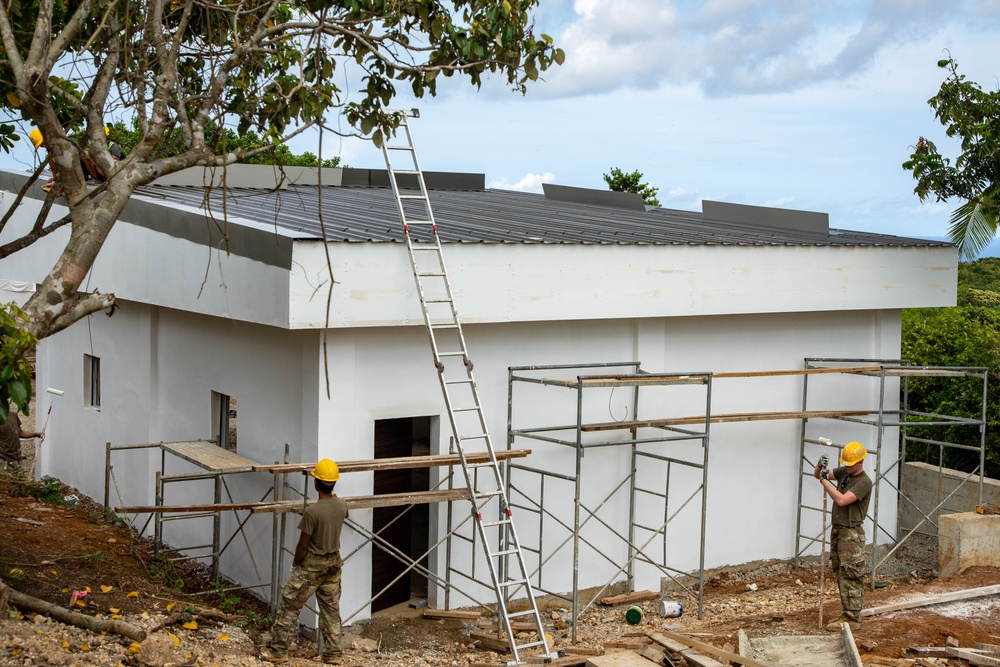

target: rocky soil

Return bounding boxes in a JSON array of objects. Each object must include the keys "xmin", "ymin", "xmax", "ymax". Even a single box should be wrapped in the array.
[
  {"xmin": 3, "ymin": 397, "xmax": 1000, "ymax": 666},
  {"xmin": 3, "ymin": 470, "xmax": 1000, "ymax": 667}
]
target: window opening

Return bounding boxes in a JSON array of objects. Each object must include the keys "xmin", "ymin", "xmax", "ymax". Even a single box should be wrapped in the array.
[
  {"xmin": 84, "ymin": 354, "xmax": 101, "ymax": 410},
  {"xmin": 213, "ymin": 392, "xmax": 237, "ymax": 451}
]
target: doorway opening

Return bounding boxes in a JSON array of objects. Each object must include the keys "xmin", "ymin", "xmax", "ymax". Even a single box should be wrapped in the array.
[{"xmin": 371, "ymin": 417, "xmax": 431, "ymax": 612}]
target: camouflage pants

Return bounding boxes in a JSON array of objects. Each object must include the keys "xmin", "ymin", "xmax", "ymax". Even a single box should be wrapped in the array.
[
  {"xmin": 269, "ymin": 553, "xmax": 343, "ymax": 660},
  {"xmin": 831, "ymin": 525, "xmax": 866, "ymax": 622}
]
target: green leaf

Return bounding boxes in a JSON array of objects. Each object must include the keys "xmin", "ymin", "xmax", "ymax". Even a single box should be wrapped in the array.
[{"xmin": 8, "ymin": 378, "xmax": 28, "ymax": 408}]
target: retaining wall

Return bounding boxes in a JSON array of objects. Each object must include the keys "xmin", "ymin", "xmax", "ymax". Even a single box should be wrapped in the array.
[{"xmin": 900, "ymin": 461, "xmax": 1000, "ymax": 534}]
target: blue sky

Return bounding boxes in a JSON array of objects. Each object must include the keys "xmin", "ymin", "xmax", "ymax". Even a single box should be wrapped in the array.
[
  {"xmin": 5, "ymin": 0, "xmax": 998, "ymax": 252},
  {"xmin": 323, "ymin": 0, "xmax": 1000, "ymax": 250}
]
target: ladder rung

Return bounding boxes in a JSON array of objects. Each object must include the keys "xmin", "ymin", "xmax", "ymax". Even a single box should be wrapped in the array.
[
  {"xmin": 491, "ymin": 549, "xmax": 518, "ymax": 557},
  {"xmin": 507, "ymin": 610, "xmax": 539, "ymax": 619},
  {"xmin": 480, "ymin": 518, "xmax": 510, "ymax": 528},
  {"xmin": 514, "ymin": 640, "xmax": 547, "ymax": 650},
  {"xmin": 459, "ymin": 434, "xmax": 488, "ymax": 441},
  {"xmin": 445, "ymin": 379, "xmax": 473, "ymax": 385},
  {"xmin": 498, "ymin": 579, "xmax": 529, "ymax": 588},
  {"xmin": 386, "ymin": 145, "xmax": 414, "ymax": 151},
  {"xmin": 453, "ymin": 407, "xmax": 480, "ymax": 412},
  {"xmin": 416, "ymin": 272, "xmax": 446, "ymax": 277},
  {"xmin": 404, "ymin": 220, "xmax": 435, "ymax": 225},
  {"xmin": 425, "ymin": 299, "xmax": 453, "ymax": 304},
  {"xmin": 437, "ymin": 351, "xmax": 466, "ymax": 358},
  {"xmin": 399, "ymin": 194, "xmax": 427, "ymax": 200}
]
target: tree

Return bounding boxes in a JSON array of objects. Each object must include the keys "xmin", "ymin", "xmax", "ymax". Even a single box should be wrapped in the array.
[
  {"xmin": 903, "ymin": 58, "xmax": 1000, "ymax": 259},
  {"xmin": 0, "ymin": 0, "xmax": 564, "ymax": 341},
  {"xmin": 603, "ymin": 167, "xmax": 660, "ymax": 207},
  {"xmin": 901, "ymin": 257, "xmax": 1000, "ymax": 478}
]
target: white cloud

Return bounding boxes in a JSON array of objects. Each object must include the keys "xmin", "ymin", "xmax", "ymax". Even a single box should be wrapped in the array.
[
  {"xmin": 763, "ymin": 196, "xmax": 796, "ymax": 208},
  {"xmin": 538, "ymin": 0, "xmax": 999, "ymax": 98},
  {"xmin": 489, "ymin": 172, "xmax": 556, "ymax": 193}
]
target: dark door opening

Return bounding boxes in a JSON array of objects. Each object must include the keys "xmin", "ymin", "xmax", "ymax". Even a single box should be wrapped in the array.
[{"xmin": 371, "ymin": 417, "xmax": 430, "ymax": 612}]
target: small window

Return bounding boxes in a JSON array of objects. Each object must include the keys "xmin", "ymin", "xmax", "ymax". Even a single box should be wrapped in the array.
[
  {"xmin": 84, "ymin": 354, "xmax": 101, "ymax": 410},
  {"xmin": 213, "ymin": 392, "xmax": 237, "ymax": 451}
]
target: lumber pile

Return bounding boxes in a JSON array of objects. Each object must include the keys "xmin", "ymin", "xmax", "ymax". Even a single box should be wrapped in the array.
[{"xmin": 892, "ymin": 640, "xmax": 1000, "ymax": 667}]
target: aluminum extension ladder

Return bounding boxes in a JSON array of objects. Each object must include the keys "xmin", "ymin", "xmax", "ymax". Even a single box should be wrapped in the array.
[{"xmin": 380, "ymin": 110, "xmax": 552, "ymax": 665}]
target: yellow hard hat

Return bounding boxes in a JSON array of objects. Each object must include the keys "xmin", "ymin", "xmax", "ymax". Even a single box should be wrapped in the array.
[
  {"xmin": 104, "ymin": 126, "xmax": 110, "ymax": 136},
  {"xmin": 840, "ymin": 442, "xmax": 867, "ymax": 466},
  {"xmin": 29, "ymin": 129, "xmax": 44, "ymax": 149},
  {"xmin": 311, "ymin": 458, "xmax": 340, "ymax": 482}
]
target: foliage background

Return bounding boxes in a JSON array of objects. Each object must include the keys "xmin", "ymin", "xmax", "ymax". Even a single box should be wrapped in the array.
[{"xmin": 901, "ymin": 257, "xmax": 1000, "ymax": 478}]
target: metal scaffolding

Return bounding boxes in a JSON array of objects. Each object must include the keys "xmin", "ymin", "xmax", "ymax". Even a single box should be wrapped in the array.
[
  {"xmin": 794, "ymin": 358, "xmax": 988, "ymax": 586},
  {"xmin": 105, "ymin": 441, "xmax": 533, "ymax": 631},
  {"xmin": 104, "ymin": 440, "xmax": 273, "ymax": 598},
  {"xmin": 505, "ymin": 362, "xmax": 711, "ymax": 642},
  {"xmin": 102, "ymin": 357, "xmax": 990, "ymax": 647}
]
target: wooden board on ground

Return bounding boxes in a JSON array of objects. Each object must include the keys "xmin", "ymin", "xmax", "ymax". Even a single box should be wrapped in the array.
[
  {"xmin": 947, "ymin": 647, "xmax": 1000, "ymax": 666},
  {"xmin": 422, "ymin": 608, "xmax": 486, "ymax": 620},
  {"xmin": 600, "ymin": 590, "xmax": 660, "ymax": 606},
  {"xmin": 584, "ymin": 650, "xmax": 662, "ymax": 666},
  {"xmin": 646, "ymin": 632, "xmax": 725, "ymax": 667},
  {"xmin": 653, "ymin": 630, "xmax": 770, "ymax": 667},
  {"xmin": 861, "ymin": 584, "xmax": 1000, "ymax": 617},
  {"xmin": 469, "ymin": 631, "xmax": 511, "ymax": 653},
  {"xmin": 906, "ymin": 648, "xmax": 951, "ymax": 658},
  {"xmin": 524, "ymin": 656, "xmax": 590, "ymax": 666}
]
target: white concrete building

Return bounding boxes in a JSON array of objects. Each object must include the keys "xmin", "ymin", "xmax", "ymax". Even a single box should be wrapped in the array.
[{"xmin": 0, "ymin": 166, "xmax": 956, "ymax": 621}]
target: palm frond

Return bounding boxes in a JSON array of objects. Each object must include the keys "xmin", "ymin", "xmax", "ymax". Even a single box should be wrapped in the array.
[{"xmin": 948, "ymin": 187, "xmax": 1000, "ymax": 260}]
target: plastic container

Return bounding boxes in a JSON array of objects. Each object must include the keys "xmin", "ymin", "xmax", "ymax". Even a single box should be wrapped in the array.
[
  {"xmin": 660, "ymin": 600, "xmax": 684, "ymax": 618},
  {"xmin": 624, "ymin": 604, "xmax": 644, "ymax": 625}
]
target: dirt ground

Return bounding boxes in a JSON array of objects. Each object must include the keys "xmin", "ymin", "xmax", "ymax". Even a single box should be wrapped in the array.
[{"xmin": 3, "ymin": 401, "xmax": 1000, "ymax": 666}]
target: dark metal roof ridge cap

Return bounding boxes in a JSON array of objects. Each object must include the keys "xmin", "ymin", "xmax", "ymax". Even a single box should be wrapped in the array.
[{"xmin": 542, "ymin": 182, "xmax": 646, "ymax": 211}]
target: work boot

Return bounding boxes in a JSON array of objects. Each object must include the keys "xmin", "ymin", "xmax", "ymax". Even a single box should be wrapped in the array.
[
  {"xmin": 260, "ymin": 646, "xmax": 289, "ymax": 663},
  {"xmin": 824, "ymin": 615, "xmax": 860, "ymax": 631}
]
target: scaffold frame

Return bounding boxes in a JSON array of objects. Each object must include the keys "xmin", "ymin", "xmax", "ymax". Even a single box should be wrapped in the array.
[
  {"xmin": 505, "ymin": 362, "xmax": 712, "ymax": 642},
  {"xmin": 794, "ymin": 358, "xmax": 988, "ymax": 586}
]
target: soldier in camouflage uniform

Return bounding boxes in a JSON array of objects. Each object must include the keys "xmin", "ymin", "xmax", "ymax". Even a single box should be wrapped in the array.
[
  {"xmin": 815, "ymin": 441, "xmax": 872, "ymax": 630},
  {"xmin": 0, "ymin": 403, "xmax": 42, "ymax": 477},
  {"xmin": 263, "ymin": 459, "xmax": 348, "ymax": 664}
]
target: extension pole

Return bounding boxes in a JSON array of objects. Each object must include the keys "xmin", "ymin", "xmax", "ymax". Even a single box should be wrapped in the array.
[{"xmin": 819, "ymin": 491, "xmax": 828, "ymax": 629}]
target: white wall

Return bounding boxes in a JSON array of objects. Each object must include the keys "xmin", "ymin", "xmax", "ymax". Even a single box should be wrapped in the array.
[
  {"xmin": 36, "ymin": 301, "xmax": 319, "ymax": 590},
  {"xmin": 0, "ymin": 192, "xmax": 294, "ymax": 328},
  {"xmin": 288, "ymin": 242, "xmax": 957, "ymax": 328},
  {"xmin": 33, "ymin": 300, "xmax": 903, "ymax": 620},
  {"xmin": 311, "ymin": 308, "xmax": 901, "ymax": 614}
]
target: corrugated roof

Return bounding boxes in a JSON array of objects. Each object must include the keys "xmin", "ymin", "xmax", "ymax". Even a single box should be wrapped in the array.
[{"xmin": 132, "ymin": 183, "xmax": 951, "ymax": 249}]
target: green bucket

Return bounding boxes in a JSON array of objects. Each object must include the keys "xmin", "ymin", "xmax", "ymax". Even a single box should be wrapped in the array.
[{"xmin": 625, "ymin": 604, "xmax": 643, "ymax": 625}]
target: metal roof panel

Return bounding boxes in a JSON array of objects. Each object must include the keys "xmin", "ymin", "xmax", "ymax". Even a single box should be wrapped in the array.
[{"xmin": 132, "ymin": 184, "xmax": 951, "ymax": 249}]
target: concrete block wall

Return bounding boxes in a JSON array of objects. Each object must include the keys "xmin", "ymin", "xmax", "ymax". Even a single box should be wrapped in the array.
[
  {"xmin": 900, "ymin": 461, "xmax": 1000, "ymax": 533},
  {"xmin": 938, "ymin": 512, "xmax": 1000, "ymax": 577}
]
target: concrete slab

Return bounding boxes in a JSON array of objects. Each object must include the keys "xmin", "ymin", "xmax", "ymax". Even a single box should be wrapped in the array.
[
  {"xmin": 586, "ymin": 650, "xmax": 659, "ymax": 666},
  {"xmin": 938, "ymin": 512, "xmax": 1000, "ymax": 577}
]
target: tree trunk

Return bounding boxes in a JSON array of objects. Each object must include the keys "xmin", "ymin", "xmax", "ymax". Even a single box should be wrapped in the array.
[
  {"xmin": 6, "ymin": 585, "xmax": 148, "ymax": 642},
  {"xmin": 0, "ymin": 579, "xmax": 9, "ymax": 614}
]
